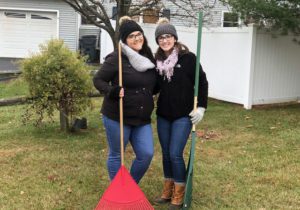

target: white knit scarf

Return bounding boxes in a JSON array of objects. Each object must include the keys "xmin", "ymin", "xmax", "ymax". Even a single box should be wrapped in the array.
[{"xmin": 120, "ymin": 41, "xmax": 155, "ymax": 72}]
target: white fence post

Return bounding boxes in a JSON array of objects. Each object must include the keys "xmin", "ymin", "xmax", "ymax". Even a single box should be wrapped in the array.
[
  {"xmin": 243, "ymin": 24, "xmax": 257, "ymax": 109},
  {"xmin": 100, "ymin": 20, "xmax": 115, "ymax": 63}
]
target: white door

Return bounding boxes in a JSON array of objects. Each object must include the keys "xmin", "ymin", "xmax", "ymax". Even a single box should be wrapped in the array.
[{"xmin": 0, "ymin": 10, "xmax": 58, "ymax": 58}]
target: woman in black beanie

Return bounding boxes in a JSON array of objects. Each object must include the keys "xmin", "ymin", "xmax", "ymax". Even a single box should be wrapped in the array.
[
  {"xmin": 93, "ymin": 16, "xmax": 157, "ymax": 184},
  {"xmin": 154, "ymin": 18, "xmax": 209, "ymax": 210}
]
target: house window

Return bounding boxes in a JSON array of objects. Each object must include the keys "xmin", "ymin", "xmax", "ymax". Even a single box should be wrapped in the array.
[
  {"xmin": 4, "ymin": 11, "xmax": 26, "ymax": 19},
  {"xmin": 31, "ymin": 14, "xmax": 52, "ymax": 20},
  {"xmin": 222, "ymin": 12, "xmax": 239, "ymax": 27}
]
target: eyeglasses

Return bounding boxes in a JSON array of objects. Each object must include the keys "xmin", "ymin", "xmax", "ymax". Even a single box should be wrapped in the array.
[
  {"xmin": 127, "ymin": 32, "xmax": 143, "ymax": 40},
  {"xmin": 158, "ymin": 34, "xmax": 173, "ymax": 43}
]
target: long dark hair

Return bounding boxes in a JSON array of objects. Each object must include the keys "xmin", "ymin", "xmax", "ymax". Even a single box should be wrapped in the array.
[
  {"xmin": 139, "ymin": 36, "xmax": 155, "ymax": 63},
  {"xmin": 155, "ymin": 42, "xmax": 189, "ymax": 61}
]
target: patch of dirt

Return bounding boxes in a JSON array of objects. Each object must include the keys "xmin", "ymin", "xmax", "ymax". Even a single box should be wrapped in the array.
[
  {"xmin": 196, "ymin": 129, "xmax": 222, "ymax": 140},
  {"xmin": 0, "ymin": 148, "xmax": 26, "ymax": 157},
  {"xmin": 0, "ymin": 146, "xmax": 45, "ymax": 158}
]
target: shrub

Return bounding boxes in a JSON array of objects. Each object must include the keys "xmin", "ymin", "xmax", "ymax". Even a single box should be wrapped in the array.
[{"xmin": 21, "ymin": 39, "xmax": 92, "ymax": 131}]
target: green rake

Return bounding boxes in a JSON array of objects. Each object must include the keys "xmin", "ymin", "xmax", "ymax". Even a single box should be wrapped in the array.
[{"xmin": 183, "ymin": 12, "xmax": 203, "ymax": 210}]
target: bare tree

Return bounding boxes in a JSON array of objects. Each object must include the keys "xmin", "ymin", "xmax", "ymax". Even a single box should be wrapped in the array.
[{"xmin": 62, "ymin": 0, "xmax": 217, "ymax": 48}]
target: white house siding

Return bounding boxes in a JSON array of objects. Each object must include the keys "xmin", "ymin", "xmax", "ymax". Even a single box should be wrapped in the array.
[
  {"xmin": 252, "ymin": 32, "xmax": 300, "ymax": 105},
  {"xmin": 209, "ymin": 1, "xmax": 230, "ymax": 27},
  {"xmin": 162, "ymin": 0, "xmax": 229, "ymax": 27},
  {"xmin": 0, "ymin": 0, "xmax": 78, "ymax": 51}
]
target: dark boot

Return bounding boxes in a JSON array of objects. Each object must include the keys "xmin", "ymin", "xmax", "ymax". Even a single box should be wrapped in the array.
[
  {"xmin": 168, "ymin": 184, "xmax": 185, "ymax": 210},
  {"xmin": 154, "ymin": 179, "xmax": 174, "ymax": 204}
]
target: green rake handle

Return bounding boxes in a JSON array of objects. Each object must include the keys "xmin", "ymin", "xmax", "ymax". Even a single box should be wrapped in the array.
[{"xmin": 183, "ymin": 12, "xmax": 203, "ymax": 210}]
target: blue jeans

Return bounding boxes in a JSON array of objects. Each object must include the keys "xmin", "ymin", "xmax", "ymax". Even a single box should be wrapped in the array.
[
  {"xmin": 157, "ymin": 116, "xmax": 192, "ymax": 183},
  {"xmin": 102, "ymin": 115, "xmax": 154, "ymax": 184}
]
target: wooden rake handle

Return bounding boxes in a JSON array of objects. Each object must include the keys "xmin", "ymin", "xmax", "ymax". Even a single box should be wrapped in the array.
[{"xmin": 118, "ymin": 42, "xmax": 124, "ymax": 166}]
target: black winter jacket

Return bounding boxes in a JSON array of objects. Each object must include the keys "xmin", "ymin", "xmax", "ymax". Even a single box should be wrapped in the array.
[
  {"xmin": 156, "ymin": 52, "xmax": 208, "ymax": 121},
  {"xmin": 93, "ymin": 51, "xmax": 157, "ymax": 126}
]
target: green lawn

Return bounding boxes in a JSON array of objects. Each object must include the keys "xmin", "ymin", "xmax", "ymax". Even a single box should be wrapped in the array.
[
  {"xmin": 0, "ymin": 79, "xmax": 299, "ymax": 209},
  {"xmin": 0, "ymin": 78, "xmax": 28, "ymax": 98}
]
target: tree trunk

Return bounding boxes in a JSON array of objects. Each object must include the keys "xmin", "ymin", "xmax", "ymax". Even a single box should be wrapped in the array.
[{"xmin": 59, "ymin": 107, "xmax": 69, "ymax": 131}]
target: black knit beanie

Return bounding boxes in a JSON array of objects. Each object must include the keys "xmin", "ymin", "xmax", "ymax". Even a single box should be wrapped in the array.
[
  {"xmin": 119, "ymin": 16, "xmax": 144, "ymax": 43},
  {"xmin": 155, "ymin": 18, "xmax": 178, "ymax": 44}
]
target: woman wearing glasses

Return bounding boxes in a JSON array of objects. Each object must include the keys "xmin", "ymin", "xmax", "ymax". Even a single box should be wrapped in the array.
[
  {"xmin": 93, "ymin": 16, "xmax": 157, "ymax": 184},
  {"xmin": 154, "ymin": 18, "xmax": 208, "ymax": 210}
]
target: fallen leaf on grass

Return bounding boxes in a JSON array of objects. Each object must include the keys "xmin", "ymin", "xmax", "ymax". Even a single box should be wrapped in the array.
[
  {"xmin": 196, "ymin": 130, "xmax": 205, "ymax": 138},
  {"xmin": 47, "ymin": 175, "xmax": 59, "ymax": 182}
]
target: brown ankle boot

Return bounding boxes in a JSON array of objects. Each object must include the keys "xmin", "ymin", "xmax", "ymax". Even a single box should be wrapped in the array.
[
  {"xmin": 168, "ymin": 184, "xmax": 185, "ymax": 210},
  {"xmin": 154, "ymin": 179, "xmax": 174, "ymax": 204}
]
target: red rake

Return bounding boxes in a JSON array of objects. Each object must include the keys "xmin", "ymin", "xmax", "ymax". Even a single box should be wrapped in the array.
[
  {"xmin": 95, "ymin": 165, "xmax": 154, "ymax": 209},
  {"xmin": 95, "ymin": 42, "xmax": 154, "ymax": 210}
]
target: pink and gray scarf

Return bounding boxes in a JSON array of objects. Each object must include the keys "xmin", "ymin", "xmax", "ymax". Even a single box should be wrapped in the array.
[{"xmin": 156, "ymin": 48, "xmax": 178, "ymax": 82}]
